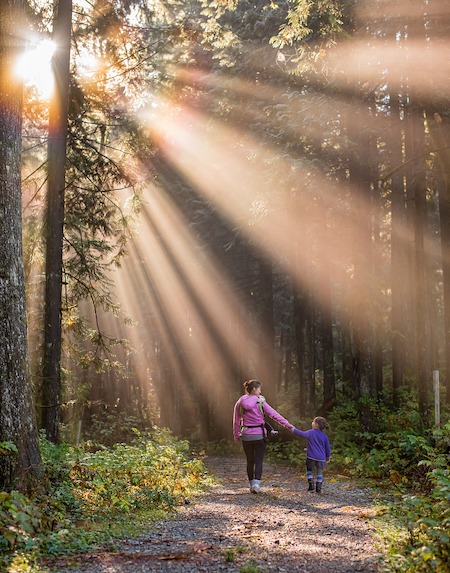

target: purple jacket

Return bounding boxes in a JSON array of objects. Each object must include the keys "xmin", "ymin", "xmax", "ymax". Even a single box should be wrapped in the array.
[
  {"xmin": 233, "ymin": 394, "xmax": 293, "ymax": 440},
  {"xmin": 292, "ymin": 427, "xmax": 331, "ymax": 462}
]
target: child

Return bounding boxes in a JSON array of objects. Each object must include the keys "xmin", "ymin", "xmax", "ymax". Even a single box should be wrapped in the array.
[{"xmin": 291, "ymin": 416, "xmax": 331, "ymax": 494}]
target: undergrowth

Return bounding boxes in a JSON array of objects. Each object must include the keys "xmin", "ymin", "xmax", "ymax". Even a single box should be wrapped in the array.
[
  {"xmin": 2, "ymin": 396, "xmax": 449, "ymax": 573},
  {"xmin": 0, "ymin": 428, "xmax": 212, "ymax": 572},
  {"xmin": 267, "ymin": 396, "xmax": 450, "ymax": 573}
]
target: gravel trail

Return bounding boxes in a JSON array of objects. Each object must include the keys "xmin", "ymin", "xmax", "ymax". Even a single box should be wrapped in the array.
[{"xmin": 46, "ymin": 455, "xmax": 381, "ymax": 573}]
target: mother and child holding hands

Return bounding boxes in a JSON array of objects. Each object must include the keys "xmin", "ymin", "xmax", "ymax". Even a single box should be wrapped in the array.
[{"xmin": 233, "ymin": 378, "xmax": 331, "ymax": 494}]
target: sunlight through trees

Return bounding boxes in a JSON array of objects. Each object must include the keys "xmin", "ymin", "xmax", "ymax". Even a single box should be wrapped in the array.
[{"xmin": 1, "ymin": 0, "xmax": 449, "ymax": 455}]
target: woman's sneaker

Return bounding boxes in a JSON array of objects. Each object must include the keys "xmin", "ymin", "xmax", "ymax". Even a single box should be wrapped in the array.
[{"xmin": 251, "ymin": 479, "xmax": 261, "ymax": 493}]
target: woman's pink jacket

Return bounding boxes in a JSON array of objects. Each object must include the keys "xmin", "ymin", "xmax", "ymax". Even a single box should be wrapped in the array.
[{"xmin": 233, "ymin": 394, "xmax": 293, "ymax": 441}]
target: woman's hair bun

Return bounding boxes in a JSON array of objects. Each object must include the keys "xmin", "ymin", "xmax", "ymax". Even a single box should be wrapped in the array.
[{"xmin": 244, "ymin": 379, "xmax": 261, "ymax": 393}]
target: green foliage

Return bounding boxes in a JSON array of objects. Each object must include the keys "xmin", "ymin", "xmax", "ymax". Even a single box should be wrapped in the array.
[
  {"xmin": 0, "ymin": 442, "xmax": 18, "ymax": 456},
  {"xmin": 327, "ymin": 401, "xmax": 450, "ymax": 572},
  {"xmin": 69, "ymin": 429, "xmax": 208, "ymax": 516},
  {"xmin": 204, "ymin": 438, "xmax": 238, "ymax": 456},
  {"xmin": 240, "ymin": 559, "xmax": 262, "ymax": 573},
  {"xmin": 223, "ymin": 545, "xmax": 246, "ymax": 562},
  {"xmin": 0, "ymin": 429, "xmax": 212, "ymax": 571},
  {"xmin": 382, "ymin": 468, "xmax": 450, "ymax": 572},
  {"xmin": 266, "ymin": 433, "xmax": 306, "ymax": 465},
  {"xmin": 0, "ymin": 490, "xmax": 43, "ymax": 552},
  {"xmin": 327, "ymin": 396, "xmax": 443, "ymax": 486},
  {"xmin": 88, "ymin": 411, "xmax": 150, "ymax": 446}
]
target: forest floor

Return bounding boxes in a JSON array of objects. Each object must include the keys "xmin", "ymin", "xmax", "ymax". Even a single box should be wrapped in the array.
[{"xmin": 44, "ymin": 456, "xmax": 383, "ymax": 573}]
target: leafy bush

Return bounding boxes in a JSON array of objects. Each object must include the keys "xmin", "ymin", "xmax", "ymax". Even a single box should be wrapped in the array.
[
  {"xmin": 0, "ymin": 428, "xmax": 212, "ymax": 571},
  {"xmin": 267, "ymin": 434, "xmax": 306, "ymax": 466},
  {"xmin": 382, "ymin": 467, "xmax": 450, "ymax": 572},
  {"xmin": 70, "ymin": 429, "xmax": 209, "ymax": 515},
  {"xmin": 328, "ymin": 398, "xmax": 447, "ymax": 487},
  {"xmin": 88, "ymin": 410, "xmax": 151, "ymax": 446},
  {"xmin": 0, "ymin": 490, "xmax": 43, "ymax": 552},
  {"xmin": 312, "ymin": 398, "xmax": 450, "ymax": 572}
]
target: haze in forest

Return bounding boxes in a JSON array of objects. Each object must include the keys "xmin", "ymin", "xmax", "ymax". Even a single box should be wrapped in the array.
[{"xmin": 16, "ymin": 0, "xmax": 450, "ymax": 442}]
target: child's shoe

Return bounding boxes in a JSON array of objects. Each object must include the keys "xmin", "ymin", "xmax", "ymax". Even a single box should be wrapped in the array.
[
  {"xmin": 307, "ymin": 479, "xmax": 315, "ymax": 492},
  {"xmin": 315, "ymin": 482, "xmax": 322, "ymax": 494}
]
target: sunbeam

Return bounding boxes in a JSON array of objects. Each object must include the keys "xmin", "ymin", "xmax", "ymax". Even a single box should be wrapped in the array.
[
  {"xmin": 20, "ymin": 0, "xmax": 450, "ymax": 440},
  {"xmin": 110, "ymin": 177, "xmax": 282, "ymax": 433},
  {"xmin": 139, "ymin": 94, "xmax": 377, "ymax": 309}
]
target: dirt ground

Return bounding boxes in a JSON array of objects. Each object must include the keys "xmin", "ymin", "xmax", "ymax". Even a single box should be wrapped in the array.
[{"xmin": 45, "ymin": 455, "xmax": 381, "ymax": 573}]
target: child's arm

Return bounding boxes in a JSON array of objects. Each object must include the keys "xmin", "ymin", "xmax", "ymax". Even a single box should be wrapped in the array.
[{"xmin": 291, "ymin": 427, "xmax": 310, "ymax": 438}]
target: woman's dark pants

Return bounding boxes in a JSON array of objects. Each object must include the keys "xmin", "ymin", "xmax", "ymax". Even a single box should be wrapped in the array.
[{"xmin": 242, "ymin": 439, "xmax": 266, "ymax": 480}]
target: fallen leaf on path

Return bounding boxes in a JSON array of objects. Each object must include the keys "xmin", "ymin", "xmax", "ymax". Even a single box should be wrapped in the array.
[{"xmin": 357, "ymin": 510, "xmax": 377, "ymax": 518}]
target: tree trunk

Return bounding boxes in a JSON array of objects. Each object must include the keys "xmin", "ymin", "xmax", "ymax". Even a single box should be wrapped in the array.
[
  {"xmin": 0, "ymin": 0, "xmax": 43, "ymax": 490},
  {"xmin": 347, "ymin": 105, "xmax": 375, "ymax": 405},
  {"xmin": 407, "ymin": 106, "xmax": 429, "ymax": 422},
  {"xmin": 319, "ymin": 217, "xmax": 336, "ymax": 415},
  {"xmin": 390, "ymin": 94, "xmax": 408, "ymax": 406},
  {"xmin": 321, "ymin": 307, "xmax": 336, "ymax": 415},
  {"xmin": 306, "ymin": 304, "xmax": 316, "ymax": 415},
  {"xmin": 431, "ymin": 116, "xmax": 450, "ymax": 405},
  {"xmin": 256, "ymin": 258, "xmax": 276, "ymax": 404},
  {"xmin": 42, "ymin": 0, "xmax": 72, "ymax": 442},
  {"xmin": 293, "ymin": 288, "xmax": 308, "ymax": 416}
]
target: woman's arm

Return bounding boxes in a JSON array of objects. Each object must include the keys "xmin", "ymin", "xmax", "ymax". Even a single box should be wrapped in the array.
[
  {"xmin": 263, "ymin": 402, "xmax": 293, "ymax": 429},
  {"xmin": 232, "ymin": 400, "xmax": 242, "ymax": 441}
]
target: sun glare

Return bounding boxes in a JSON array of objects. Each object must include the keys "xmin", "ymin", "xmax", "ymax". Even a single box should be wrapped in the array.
[
  {"xmin": 76, "ymin": 49, "xmax": 100, "ymax": 80},
  {"xmin": 15, "ymin": 39, "xmax": 56, "ymax": 98}
]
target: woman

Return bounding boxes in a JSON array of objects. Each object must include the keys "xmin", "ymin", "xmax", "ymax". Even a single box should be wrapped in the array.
[{"xmin": 233, "ymin": 379, "xmax": 293, "ymax": 493}]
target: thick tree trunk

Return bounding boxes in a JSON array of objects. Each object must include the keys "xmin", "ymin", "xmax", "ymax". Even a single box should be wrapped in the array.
[
  {"xmin": 0, "ymin": 0, "xmax": 43, "ymax": 490},
  {"xmin": 42, "ymin": 0, "xmax": 72, "ymax": 442}
]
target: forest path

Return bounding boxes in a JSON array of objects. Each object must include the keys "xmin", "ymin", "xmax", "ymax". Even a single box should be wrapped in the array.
[{"xmin": 47, "ymin": 455, "xmax": 381, "ymax": 573}]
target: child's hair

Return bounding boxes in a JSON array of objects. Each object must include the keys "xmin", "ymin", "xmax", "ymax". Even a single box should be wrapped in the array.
[
  {"xmin": 244, "ymin": 379, "xmax": 261, "ymax": 394},
  {"xmin": 313, "ymin": 416, "xmax": 330, "ymax": 430}
]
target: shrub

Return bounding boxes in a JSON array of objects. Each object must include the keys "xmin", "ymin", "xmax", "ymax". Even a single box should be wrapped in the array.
[
  {"xmin": 383, "ymin": 468, "xmax": 450, "ymax": 572},
  {"xmin": 0, "ymin": 428, "xmax": 211, "ymax": 571}
]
